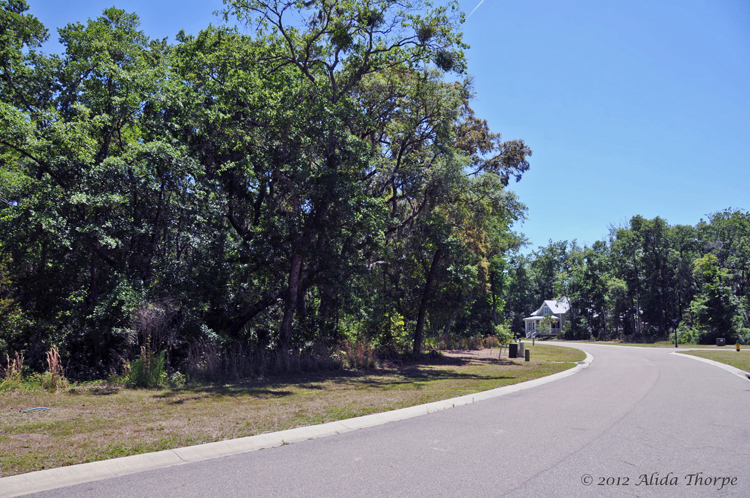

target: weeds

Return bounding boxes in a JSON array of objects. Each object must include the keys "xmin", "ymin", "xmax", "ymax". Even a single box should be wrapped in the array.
[
  {"xmin": 128, "ymin": 344, "xmax": 167, "ymax": 388},
  {"xmin": 42, "ymin": 347, "xmax": 68, "ymax": 392},
  {"xmin": 1, "ymin": 351, "xmax": 24, "ymax": 390},
  {"xmin": 186, "ymin": 340, "xmax": 222, "ymax": 381},
  {"xmin": 337, "ymin": 341, "xmax": 378, "ymax": 370}
]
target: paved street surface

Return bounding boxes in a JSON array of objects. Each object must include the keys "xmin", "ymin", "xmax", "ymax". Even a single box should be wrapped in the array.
[{"xmin": 23, "ymin": 344, "xmax": 750, "ymax": 497}]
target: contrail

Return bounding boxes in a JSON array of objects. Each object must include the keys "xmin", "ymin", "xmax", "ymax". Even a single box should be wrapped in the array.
[{"xmin": 467, "ymin": 0, "xmax": 486, "ymax": 18}]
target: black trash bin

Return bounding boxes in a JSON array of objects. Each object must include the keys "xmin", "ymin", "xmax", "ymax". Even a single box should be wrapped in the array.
[{"xmin": 509, "ymin": 343, "xmax": 519, "ymax": 358}]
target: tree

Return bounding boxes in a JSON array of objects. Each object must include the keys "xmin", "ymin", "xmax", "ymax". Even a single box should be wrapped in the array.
[
  {"xmin": 1, "ymin": 1, "xmax": 533, "ymax": 376},
  {"xmin": 0, "ymin": 7, "xmax": 204, "ymax": 374},
  {"xmin": 689, "ymin": 253, "xmax": 743, "ymax": 342},
  {"xmin": 208, "ymin": 0, "xmax": 472, "ymax": 359}
]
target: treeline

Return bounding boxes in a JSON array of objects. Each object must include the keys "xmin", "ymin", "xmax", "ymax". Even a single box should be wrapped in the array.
[
  {"xmin": 502, "ymin": 210, "xmax": 750, "ymax": 344},
  {"xmin": 0, "ymin": 1, "xmax": 531, "ymax": 378}
]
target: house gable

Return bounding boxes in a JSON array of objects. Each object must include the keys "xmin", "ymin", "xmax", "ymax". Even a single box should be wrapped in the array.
[{"xmin": 524, "ymin": 298, "xmax": 570, "ymax": 338}]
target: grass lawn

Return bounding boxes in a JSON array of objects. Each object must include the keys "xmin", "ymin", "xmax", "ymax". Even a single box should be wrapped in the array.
[
  {"xmin": 677, "ymin": 349, "xmax": 750, "ymax": 373},
  {"xmin": 0, "ymin": 344, "xmax": 584, "ymax": 477}
]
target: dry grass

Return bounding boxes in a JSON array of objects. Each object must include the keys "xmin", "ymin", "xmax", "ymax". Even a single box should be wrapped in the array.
[
  {"xmin": 0, "ymin": 344, "xmax": 584, "ymax": 477},
  {"xmin": 42, "ymin": 347, "xmax": 68, "ymax": 392},
  {"xmin": 2, "ymin": 353, "xmax": 23, "ymax": 383}
]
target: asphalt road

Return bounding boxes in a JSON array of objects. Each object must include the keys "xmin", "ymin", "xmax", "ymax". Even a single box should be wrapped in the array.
[{"xmin": 21, "ymin": 344, "xmax": 750, "ymax": 497}]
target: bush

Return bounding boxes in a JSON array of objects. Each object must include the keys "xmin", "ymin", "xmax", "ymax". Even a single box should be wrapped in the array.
[
  {"xmin": 494, "ymin": 323, "xmax": 514, "ymax": 356},
  {"xmin": 465, "ymin": 335, "xmax": 484, "ymax": 350},
  {"xmin": 127, "ymin": 346, "xmax": 166, "ymax": 388},
  {"xmin": 494, "ymin": 323, "xmax": 514, "ymax": 346},
  {"xmin": 484, "ymin": 335, "xmax": 499, "ymax": 348},
  {"xmin": 373, "ymin": 312, "xmax": 411, "ymax": 354},
  {"xmin": 669, "ymin": 324, "xmax": 700, "ymax": 344}
]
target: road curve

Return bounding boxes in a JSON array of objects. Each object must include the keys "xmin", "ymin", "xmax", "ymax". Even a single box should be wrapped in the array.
[{"xmin": 17, "ymin": 344, "xmax": 750, "ymax": 497}]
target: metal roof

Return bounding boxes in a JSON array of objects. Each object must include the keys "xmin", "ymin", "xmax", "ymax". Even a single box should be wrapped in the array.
[{"xmin": 527, "ymin": 298, "xmax": 570, "ymax": 318}]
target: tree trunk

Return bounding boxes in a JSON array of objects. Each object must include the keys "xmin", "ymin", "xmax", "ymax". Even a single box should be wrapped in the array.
[
  {"xmin": 279, "ymin": 249, "xmax": 303, "ymax": 355},
  {"xmin": 226, "ymin": 289, "xmax": 285, "ymax": 337},
  {"xmin": 490, "ymin": 271, "xmax": 499, "ymax": 324},
  {"xmin": 413, "ymin": 247, "xmax": 442, "ymax": 355}
]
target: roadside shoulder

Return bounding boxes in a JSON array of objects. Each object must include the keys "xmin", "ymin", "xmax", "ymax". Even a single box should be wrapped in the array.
[{"xmin": 671, "ymin": 351, "xmax": 750, "ymax": 382}]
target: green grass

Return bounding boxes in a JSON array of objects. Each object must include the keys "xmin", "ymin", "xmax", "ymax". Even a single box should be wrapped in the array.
[
  {"xmin": 0, "ymin": 344, "xmax": 584, "ymax": 478},
  {"xmin": 677, "ymin": 349, "xmax": 750, "ymax": 372}
]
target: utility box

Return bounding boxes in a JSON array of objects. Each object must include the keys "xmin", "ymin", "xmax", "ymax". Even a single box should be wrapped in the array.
[
  {"xmin": 509, "ymin": 343, "xmax": 519, "ymax": 358},
  {"xmin": 518, "ymin": 342, "xmax": 525, "ymax": 358},
  {"xmin": 717, "ymin": 338, "xmax": 726, "ymax": 347}
]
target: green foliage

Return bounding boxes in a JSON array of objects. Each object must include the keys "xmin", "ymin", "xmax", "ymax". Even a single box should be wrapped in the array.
[
  {"xmin": 537, "ymin": 315, "xmax": 554, "ymax": 336},
  {"xmin": 0, "ymin": 1, "xmax": 532, "ymax": 378},
  {"xmin": 371, "ymin": 312, "xmax": 411, "ymax": 354},
  {"xmin": 689, "ymin": 253, "xmax": 743, "ymax": 342},
  {"xmin": 500, "ymin": 209, "xmax": 750, "ymax": 344},
  {"xmin": 494, "ymin": 323, "xmax": 513, "ymax": 346},
  {"xmin": 6, "ymin": 0, "xmax": 750, "ymax": 377},
  {"xmin": 669, "ymin": 323, "xmax": 700, "ymax": 344},
  {"xmin": 127, "ymin": 347, "xmax": 166, "ymax": 388}
]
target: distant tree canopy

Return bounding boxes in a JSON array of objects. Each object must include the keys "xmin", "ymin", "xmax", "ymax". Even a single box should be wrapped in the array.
[
  {"xmin": 502, "ymin": 210, "xmax": 750, "ymax": 344},
  {"xmin": 0, "ymin": 0, "xmax": 531, "ymax": 377}
]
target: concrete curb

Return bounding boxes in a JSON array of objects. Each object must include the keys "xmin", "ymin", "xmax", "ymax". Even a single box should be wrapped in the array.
[
  {"xmin": 0, "ymin": 349, "xmax": 593, "ymax": 498},
  {"xmin": 671, "ymin": 351, "xmax": 750, "ymax": 382}
]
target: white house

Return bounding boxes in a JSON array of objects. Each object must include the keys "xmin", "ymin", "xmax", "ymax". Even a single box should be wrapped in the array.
[{"xmin": 524, "ymin": 298, "xmax": 570, "ymax": 338}]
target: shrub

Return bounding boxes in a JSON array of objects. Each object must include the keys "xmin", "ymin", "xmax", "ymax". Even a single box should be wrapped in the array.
[
  {"xmin": 372, "ymin": 311, "xmax": 411, "ymax": 354},
  {"xmin": 669, "ymin": 324, "xmax": 700, "ymax": 344},
  {"xmin": 494, "ymin": 323, "xmax": 513, "ymax": 345},
  {"xmin": 494, "ymin": 323, "xmax": 514, "ymax": 356},
  {"xmin": 423, "ymin": 336, "xmax": 439, "ymax": 351},
  {"xmin": 484, "ymin": 335, "xmax": 499, "ymax": 348},
  {"xmin": 465, "ymin": 335, "xmax": 484, "ymax": 350},
  {"xmin": 128, "ymin": 346, "xmax": 166, "ymax": 388}
]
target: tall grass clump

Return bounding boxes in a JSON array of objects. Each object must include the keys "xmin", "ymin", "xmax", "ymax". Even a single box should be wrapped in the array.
[
  {"xmin": 127, "ymin": 343, "xmax": 167, "ymax": 388},
  {"xmin": 1, "ymin": 351, "xmax": 24, "ymax": 390},
  {"xmin": 337, "ymin": 340, "xmax": 378, "ymax": 369},
  {"xmin": 185, "ymin": 340, "xmax": 223, "ymax": 381},
  {"xmin": 41, "ymin": 346, "xmax": 68, "ymax": 392}
]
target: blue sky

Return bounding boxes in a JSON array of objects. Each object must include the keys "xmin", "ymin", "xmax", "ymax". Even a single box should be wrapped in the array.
[{"xmin": 27, "ymin": 0, "xmax": 750, "ymax": 251}]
